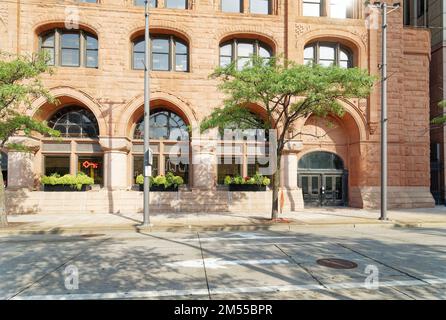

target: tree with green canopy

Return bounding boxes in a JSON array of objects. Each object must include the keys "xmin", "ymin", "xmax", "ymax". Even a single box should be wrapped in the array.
[
  {"xmin": 0, "ymin": 52, "xmax": 60, "ymax": 227},
  {"xmin": 201, "ymin": 56, "xmax": 375, "ymax": 219}
]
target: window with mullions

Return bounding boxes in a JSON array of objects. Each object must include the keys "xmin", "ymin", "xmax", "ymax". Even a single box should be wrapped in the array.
[
  {"xmin": 39, "ymin": 29, "xmax": 98, "ymax": 68},
  {"xmin": 132, "ymin": 36, "xmax": 189, "ymax": 71},
  {"xmin": 134, "ymin": 109, "xmax": 189, "ymax": 141},
  {"xmin": 165, "ymin": 0, "xmax": 188, "ymax": 9},
  {"xmin": 48, "ymin": 106, "xmax": 100, "ymax": 138},
  {"xmin": 219, "ymin": 39, "xmax": 272, "ymax": 70},
  {"xmin": 298, "ymin": 151, "xmax": 344, "ymax": 170},
  {"xmin": 304, "ymin": 42, "xmax": 353, "ymax": 68}
]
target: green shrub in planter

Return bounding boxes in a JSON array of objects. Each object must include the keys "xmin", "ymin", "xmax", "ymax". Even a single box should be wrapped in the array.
[
  {"xmin": 41, "ymin": 173, "xmax": 94, "ymax": 191},
  {"xmin": 224, "ymin": 173, "xmax": 271, "ymax": 186},
  {"xmin": 136, "ymin": 172, "xmax": 184, "ymax": 189}
]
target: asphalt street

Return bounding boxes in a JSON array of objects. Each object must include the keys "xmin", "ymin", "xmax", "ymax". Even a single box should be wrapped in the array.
[{"xmin": 1, "ymin": 224, "xmax": 446, "ymax": 300}]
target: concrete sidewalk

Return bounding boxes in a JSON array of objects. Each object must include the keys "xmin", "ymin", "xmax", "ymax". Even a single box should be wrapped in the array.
[{"xmin": 2, "ymin": 205, "xmax": 446, "ymax": 234}]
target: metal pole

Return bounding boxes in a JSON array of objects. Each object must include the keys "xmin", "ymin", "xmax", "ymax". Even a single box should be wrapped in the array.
[
  {"xmin": 380, "ymin": 2, "xmax": 387, "ymax": 221},
  {"xmin": 142, "ymin": 0, "xmax": 151, "ymax": 226}
]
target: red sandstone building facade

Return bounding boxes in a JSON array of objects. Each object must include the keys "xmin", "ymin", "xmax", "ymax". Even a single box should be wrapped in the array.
[{"xmin": 0, "ymin": 0, "xmax": 435, "ymax": 214}]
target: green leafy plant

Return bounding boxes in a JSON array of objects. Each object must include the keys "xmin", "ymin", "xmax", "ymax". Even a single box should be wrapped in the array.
[
  {"xmin": 224, "ymin": 173, "xmax": 271, "ymax": 186},
  {"xmin": 136, "ymin": 172, "xmax": 184, "ymax": 189},
  {"xmin": 41, "ymin": 173, "xmax": 94, "ymax": 191}
]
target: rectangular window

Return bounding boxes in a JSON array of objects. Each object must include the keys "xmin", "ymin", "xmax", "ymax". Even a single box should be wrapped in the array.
[
  {"xmin": 60, "ymin": 32, "xmax": 80, "ymax": 67},
  {"xmin": 78, "ymin": 156, "xmax": 103, "ymax": 186},
  {"xmin": 86, "ymin": 34, "xmax": 98, "ymax": 68},
  {"xmin": 134, "ymin": 0, "xmax": 157, "ymax": 7},
  {"xmin": 165, "ymin": 0, "xmax": 187, "ymax": 9},
  {"xmin": 175, "ymin": 41, "xmax": 188, "ymax": 72},
  {"xmin": 303, "ymin": 0, "xmax": 321, "ymax": 17},
  {"xmin": 45, "ymin": 156, "xmax": 70, "ymax": 176},
  {"xmin": 247, "ymin": 157, "xmax": 270, "ymax": 178},
  {"xmin": 250, "ymin": 0, "xmax": 271, "ymax": 14},
  {"xmin": 41, "ymin": 33, "xmax": 55, "ymax": 65},
  {"xmin": 151, "ymin": 38, "xmax": 170, "ymax": 71},
  {"xmin": 218, "ymin": 156, "xmax": 242, "ymax": 184},
  {"xmin": 329, "ymin": 0, "xmax": 353, "ymax": 19},
  {"xmin": 165, "ymin": 158, "xmax": 189, "ymax": 184},
  {"xmin": 221, "ymin": 0, "xmax": 243, "ymax": 13},
  {"xmin": 78, "ymin": 0, "xmax": 97, "ymax": 3}
]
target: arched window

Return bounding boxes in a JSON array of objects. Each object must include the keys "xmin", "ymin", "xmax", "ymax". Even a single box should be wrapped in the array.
[
  {"xmin": 48, "ymin": 106, "xmax": 99, "ymax": 138},
  {"xmin": 132, "ymin": 35, "xmax": 189, "ymax": 71},
  {"xmin": 219, "ymin": 39, "xmax": 272, "ymax": 69},
  {"xmin": 304, "ymin": 42, "xmax": 353, "ymax": 68},
  {"xmin": 134, "ymin": 109, "xmax": 189, "ymax": 141},
  {"xmin": 39, "ymin": 29, "xmax": 98, "ymax": 68},
  {"xmin": 298, "ymin": 151, "xmax": 344, "ymax": 170}
]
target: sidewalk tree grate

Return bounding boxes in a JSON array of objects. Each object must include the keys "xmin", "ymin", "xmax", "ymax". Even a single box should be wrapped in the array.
[{"xmin": 316, "ymin": 258, "xmax": 358, "ymax": 269}]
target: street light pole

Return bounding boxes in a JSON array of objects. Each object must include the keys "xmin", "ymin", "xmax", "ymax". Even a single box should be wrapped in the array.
[
  {"xmin": 142, "ymin": 0, "xmax": 151, "ymax": 226},
  {"xmin": 380, "ymin": 1, "xmax": 388, "ymax": 221}
]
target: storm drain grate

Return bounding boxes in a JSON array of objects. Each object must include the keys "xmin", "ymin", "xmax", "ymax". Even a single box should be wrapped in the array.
[{"xmin": 316, "ymin": 258, "xmax": 358, "ymax": 269}]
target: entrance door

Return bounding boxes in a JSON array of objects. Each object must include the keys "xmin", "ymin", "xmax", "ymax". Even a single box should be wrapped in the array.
[
  {"xmin": 299, "ymin": 173, "xmax": 345, "ymax": 207},
  {"xmin": 300, "ymin": 175, "xmax": 321, "ymax": 206}
]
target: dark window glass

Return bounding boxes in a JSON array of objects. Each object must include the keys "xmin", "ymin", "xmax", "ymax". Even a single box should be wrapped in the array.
[
  {"xmin": 218, "ymin": 156, "xmax": 242, "ymax": 184},
  {"xmin": 298, "ymin": 152, "xmax": 344, "ymax": 170},
  {"xmin": 48, "ymin": 106, "xmax": 99, "ymax": 138},
  {"xmin": 152, "ymin": 38, "xmax": 170, "ymax": 71},
  {"xmin": 78, "ymin": 156, "xmax": 103, "ymax": 185},
  {"xmin": 45, "ymin": 156, "xmax": 70, "ymax": 176},
  {"xmin": 134, "ymin": 109, "xmax": 189, "ymax": 141},
  {"xmin": 165, "ymin": 158, "xmax": 189, "ymax": 184}
]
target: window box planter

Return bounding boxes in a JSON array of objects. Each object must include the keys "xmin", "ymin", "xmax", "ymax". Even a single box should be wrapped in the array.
[
  {"xmin": 43, "ymin": 184, "xmax": 90, "ymax": 192},
  {"xmin": 228, "ymin": 184, "xmax": 267, "ymax": 192},
  {"xmin": 139, "ymin": 185, "xmax": 179, "ymax": 192}
]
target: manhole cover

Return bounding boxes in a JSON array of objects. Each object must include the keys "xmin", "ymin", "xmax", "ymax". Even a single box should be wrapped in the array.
[
  {"xmin": 80, "ymin": 234, "xmax": 105, "ymax": 238},
  {"xmin": 316, "ymin": 258, "xmax": 358, "ymax": 269}
]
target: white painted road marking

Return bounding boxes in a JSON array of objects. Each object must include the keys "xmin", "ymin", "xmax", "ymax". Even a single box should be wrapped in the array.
[
  {"xmin": 165, "ymin": 258, "xmax": 290, "ymax": 269},
  {"xmin": 12, "ymin": 277, "xmax": 446, "ymax": 300}
]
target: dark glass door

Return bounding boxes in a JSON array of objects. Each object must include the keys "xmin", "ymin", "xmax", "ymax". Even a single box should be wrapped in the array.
[{"xmin": 300, "ymin": 173, "xmax": 346, "ymax": 207}]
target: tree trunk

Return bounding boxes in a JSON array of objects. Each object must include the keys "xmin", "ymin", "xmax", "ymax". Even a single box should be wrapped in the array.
[
  {"xmin": 0, "ymin": 171, "xmax": 8, "ymax": 227},
  {"xmin": 271, "ymin": 154, "xmax": 281, "ymax": 220}
]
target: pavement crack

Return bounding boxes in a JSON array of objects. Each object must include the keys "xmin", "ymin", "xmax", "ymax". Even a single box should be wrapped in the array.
[
  {"xmin": 274, "ymin": 244, "xmax": 327, "ymax": 289},
  {"xmin": 197, "ymin": 232, "xmax": 212, "ymax": 300},
  {"xmin": 7, "ymin": 237, "xmax": 111, "ymax": 300},
  {"xmin": 336, "ymin": 242, "xmax": 430, "ymax": 284}
]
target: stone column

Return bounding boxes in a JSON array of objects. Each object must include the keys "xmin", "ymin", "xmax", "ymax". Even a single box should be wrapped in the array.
[
  {"xmin": 99, "ymin": 137, "xmax": 131, "ymax": 190},
  {"xmin": 191, "ymin": 138, "xmax": 217, "ymax": 190},
  {"xmin": 6, "ymin": 137, "xmax": 40, "ymax": 190},
  {"xmin": 281, "ymin": 153, "xmax": 298, "ymax": 189}
]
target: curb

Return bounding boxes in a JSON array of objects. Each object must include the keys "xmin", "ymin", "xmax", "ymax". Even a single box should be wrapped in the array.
[{"xmin": 1, "ymin": 219, "xmax": 444, "ymax": 236}]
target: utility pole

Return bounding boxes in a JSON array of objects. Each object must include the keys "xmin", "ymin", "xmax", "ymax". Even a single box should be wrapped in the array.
[
  {"xmin": 142, "ymin": 0, "xmax": 151, "ymax": 227},
  {"xmin": 374, "ymin": 1, "xmax": 400, "ymax": 220},
  {"xmin": 380, "ymin": 1, "xmax": 388, "ymax": 221}
]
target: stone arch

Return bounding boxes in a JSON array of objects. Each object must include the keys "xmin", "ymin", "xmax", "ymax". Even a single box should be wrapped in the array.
[
  {"xmin": 296, "ymin": 99, "xmax": 367, "ymax": 142},
  {"xmin": 298, "ymin": 29, "xmax": 367, "ymax": 69},
  {"xmin": 129, "ymin": 26, "xmax": 192, "ymax": 45},
  {"xmin": 218, "ymin": 31, "xmax": 279, "ymax": 54},
  {"xmin": 33, "ymin": 20, "xmax": 100, "ymax": 50},
  {"xmin": 30, "ymin": 86, "xmax": 107, "ymax": 136},
  {"xmin": 119, "ymin": 91, "xmax": 199, "ymax": 138}
]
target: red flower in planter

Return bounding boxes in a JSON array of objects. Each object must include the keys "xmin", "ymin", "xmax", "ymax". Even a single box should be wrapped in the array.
[{"xmin": 244, "ymin": 176, "xmax": 250, "ymax": 181}]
